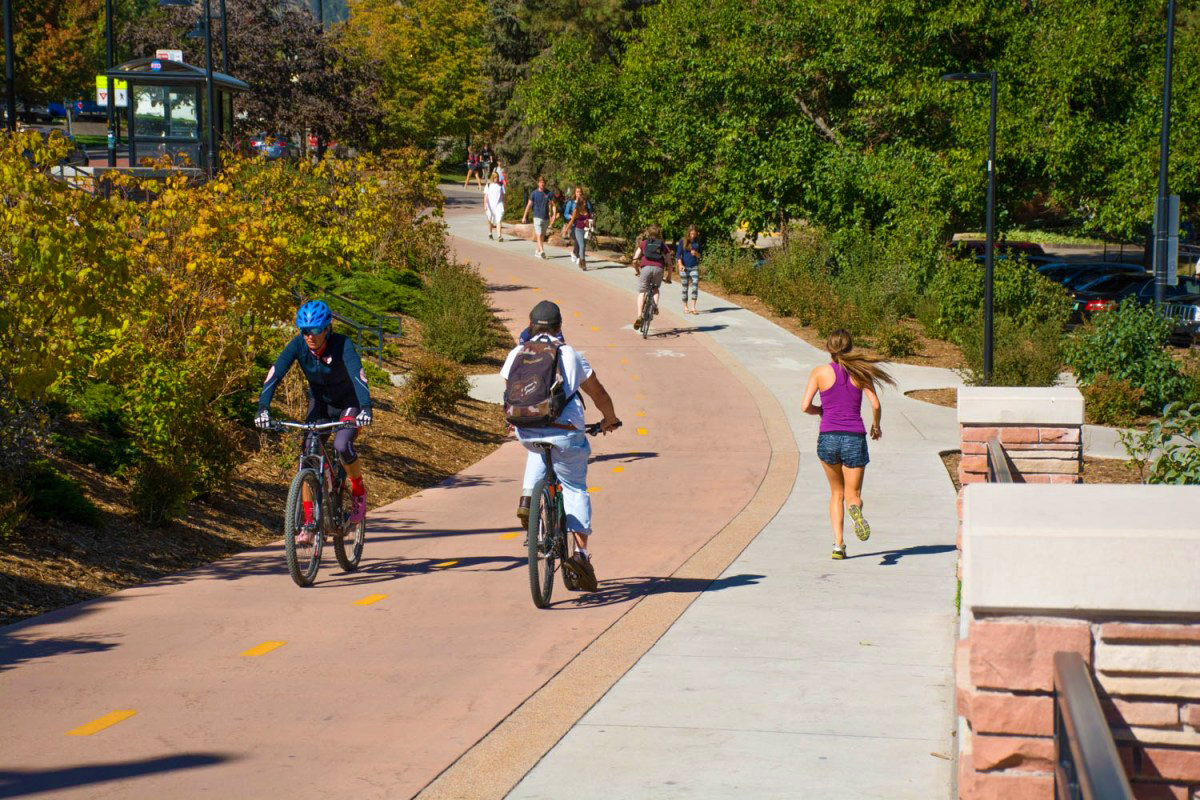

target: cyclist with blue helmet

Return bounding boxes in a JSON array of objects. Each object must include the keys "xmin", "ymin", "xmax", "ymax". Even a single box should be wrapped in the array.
[{"xmin": 256, "ymin": 301, "xmax": 374, "ymax": 531}]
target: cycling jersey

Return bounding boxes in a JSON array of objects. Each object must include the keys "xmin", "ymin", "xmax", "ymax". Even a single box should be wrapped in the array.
[{"xmin": 257, "ymin": 333, "xmax": 372, "ymax": 414}]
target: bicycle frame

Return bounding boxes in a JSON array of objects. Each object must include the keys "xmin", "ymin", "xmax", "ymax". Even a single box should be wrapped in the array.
[{"xmin": 272, "ymin": 420, "xmax": 355, "ymax": 526}]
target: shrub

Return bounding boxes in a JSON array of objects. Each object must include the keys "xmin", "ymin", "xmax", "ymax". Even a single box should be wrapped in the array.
[
  {"xmin": 71, "ymin": 383, "xmax": 127, "ymax": 436},
  {"xmin": 53, "ymin": 432, "xmax": 140, "ymax": 475},
  {"xmin": 24, "ymin": 461, "xmax": 101, "ymax": 527},
  {"xmin": 959, "ymin": 315, "xmax": 1063, "ymax": 387},
  {"xmin": 335, "ymin": 269, "xmax": 424, "ymax": 315},
  {"xmin": 1082, "ymin": 374, "xmax": 1144, "ymax": 427},
  {"xmin": 1064, "ymin": 299, "xmax": 1192, "ymax": 412},
  {"xmin": 129, "ymin": 458, "xmax": 193, "ymax": 526},
  {"xmin": 703, "ymin": 241, "xmax": 758, "ymax": 295},
  {"xmin": 924, "ymin": 256, "xmax": 1072, "ymax": 342},
  {"xmin": 876, "ymin": 325, "xmax": 920, "ymax": 358},
  {"xmin": 398, "ymin": 354, "xmax": 471, "ymax": 420},
  {"xmin": 420, "ymin": 262, "xmax": 494, "ymax": 363},
  {"xmin": 1121, "ymin": 402, "xmax": 1200, "ymax": 484}
]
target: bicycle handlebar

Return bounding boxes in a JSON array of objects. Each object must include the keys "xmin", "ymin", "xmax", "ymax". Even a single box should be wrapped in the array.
[
  {"xmin": 268, "ymin": 420, "xmax": 359, "ymax": 434},
  {"xmin": 585, "ymin": 420, "xmax": 622, "ymax": 436}
]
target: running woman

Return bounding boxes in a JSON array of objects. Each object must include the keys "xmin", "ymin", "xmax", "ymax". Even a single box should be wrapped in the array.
[
  {"xmin": 255, "ymin": 301, "xmax": 374, "ymax": 538},
  {"xmin": 800, "ymin": 329, "xmax": 895, "ymax": 560}
]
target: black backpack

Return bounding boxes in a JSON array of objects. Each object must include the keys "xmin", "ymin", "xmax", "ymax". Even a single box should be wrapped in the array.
[
  {"xmin": 644, "ymin": 237, "xmax": 665, "ymax": 263},
  {"xmin": 504, "ymin": 338, "xmax": 576, "ymax": 427}
]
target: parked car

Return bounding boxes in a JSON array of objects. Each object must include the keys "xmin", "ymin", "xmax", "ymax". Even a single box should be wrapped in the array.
[
  {"xmin": 1161, "ymin": 294, "xmax": 1200, "ymax": 346},
  {"xmin": 1039, "ymin": 262, "xmax": 1147, "ymax": 290},
  {"xmin": 1071, "ymin": 274, "xmax": 1200, "ymax": 331},
  {"xmin": 956, "ymin": 239, "xmax": 1047, "ymax": 258},
  {"xmin": 251, "ymin": 133, "xmax": 295, "ymax": 161},
  {"xmin": 973, "ymin": 252, "xmax": 1066, "ymax": 269}
]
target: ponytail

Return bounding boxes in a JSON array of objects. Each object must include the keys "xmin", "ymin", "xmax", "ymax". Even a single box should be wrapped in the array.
[{"xmin": 826, "ymin": 329, "xmax": 895, "ymax": 391}]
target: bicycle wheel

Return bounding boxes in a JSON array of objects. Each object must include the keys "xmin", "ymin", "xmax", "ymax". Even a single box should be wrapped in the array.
[
  {"xmin": 527, "ymin": 479, "xmax": 557, "ymax": 608},
  {"xmin": 333, "ymin": 482, "xmax": 365, "ymax": 572},
  {"xmin": 641, "ymin": 296, "xmax": 653, "ymax": 339},
  {"xmin": 284, "ymin": 469, "xmax": 324, "ymax": 587}
]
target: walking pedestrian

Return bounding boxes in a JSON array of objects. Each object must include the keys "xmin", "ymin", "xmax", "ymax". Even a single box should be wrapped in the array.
[
  {"xmin": 521, "ymin": 176, "xmax": 552, "ymax": 259},
  {"xmin": 676, "ymin": 224, "xmax": 702, "ymax": 315},
  {"xmin": 464, "ymin": 147, "xmax": 483, "ymax": 189},
  {"xmin": 563, "ymin": 187, "xmax": 595, "ymax": 268},
  {"xmin": 496, "ymin": 159, "xmax": 508, "ymax": 195},
  {"xmin": 480, "ymin": 146, "xmax": 493, "ymax": 182},
  {"xmin": 800, "ymin": 329, "xmax": 896, "ymax": 560},
  {"xmin": 485, "ymin": 171, "xmax": 505, "ymax": 241}
]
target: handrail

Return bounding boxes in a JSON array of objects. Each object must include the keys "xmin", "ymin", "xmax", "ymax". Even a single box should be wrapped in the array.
[
  {"xmin": 985, "ymin": 435, "xmax": 1024, "ymax": 483},
  {"xmin": 1053, "ymin": 652, "xmax": 1135, "ymax": 800}
]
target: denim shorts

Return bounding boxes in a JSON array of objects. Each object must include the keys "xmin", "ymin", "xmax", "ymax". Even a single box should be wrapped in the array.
[{"xmin": 817, "ymin": 432, "xmax": 870, "ymax": 468}]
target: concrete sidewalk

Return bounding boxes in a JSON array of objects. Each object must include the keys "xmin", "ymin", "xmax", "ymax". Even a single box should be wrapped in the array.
[{"xmin": 443, "ymin": 192, "xmax": 961, "ymax": 798}]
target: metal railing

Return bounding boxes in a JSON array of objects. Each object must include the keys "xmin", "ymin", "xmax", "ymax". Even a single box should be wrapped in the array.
[
  {"xmin": 292, "ymin": 282, "xmax": 403, "ymax": 367},
  {"xmin": 985, "ymin": 435, "xmax": 1024, "ymax": 483},
  {"xmin": 1054, "ymin": 652, "xmax": 1135, "ymax": 800}
]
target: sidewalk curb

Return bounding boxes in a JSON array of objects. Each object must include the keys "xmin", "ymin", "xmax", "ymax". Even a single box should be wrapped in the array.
[{"xmin": 414, "ymin": 280, "xmax": 799, "ymax": 800}]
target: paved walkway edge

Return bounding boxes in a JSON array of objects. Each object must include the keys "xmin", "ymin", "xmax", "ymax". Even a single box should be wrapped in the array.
[{"xmin": 414, "ymin": 322, "xmax": 800, "ymax": 800}]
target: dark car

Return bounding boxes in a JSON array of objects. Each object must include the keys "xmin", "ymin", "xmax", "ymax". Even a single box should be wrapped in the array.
[
  {"xmin": 251, "ymin": 133, "xmax": 295, "ymax": 161},
  {"xmin": 1161, "ymin": 294, "xmax": 1200, "ymax": 345},
  {"xmin": 1071, "ymin": 274, "xmax": 1200, "ymax": 329},
  {"xmin": 956, "ymin": 239, "xmax": 1046, "ymax": 258},
  {"xmin": 1040, "ymin": 262, "xmax": 1147, "ymax": 291}
]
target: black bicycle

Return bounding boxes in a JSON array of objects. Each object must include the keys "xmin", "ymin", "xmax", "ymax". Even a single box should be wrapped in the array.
[
  {"xmin": 527, "ymin": 421, "xmax": 621, "ymax": 608},
  {"xmin": 269, "ymin": 420, "xmax": 366, "ymax": 587},
  {"xmin": 639, "ymin": 289, "xmax": 656, "ymax": 339}
]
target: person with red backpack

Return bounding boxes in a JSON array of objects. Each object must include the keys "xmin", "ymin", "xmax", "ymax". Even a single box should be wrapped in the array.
[
  {"xmin": 631, "ymin": 224, "xmax": 671, "ymax": 331},
  {"xmin": 502, "ymin": 301, "xmax": 621, "ymax": 591}
]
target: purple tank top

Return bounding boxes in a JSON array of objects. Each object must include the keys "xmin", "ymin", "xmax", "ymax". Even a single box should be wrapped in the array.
[{"xmin": 818, "ymin": 362, "xmax": 866, "ymax": 435}]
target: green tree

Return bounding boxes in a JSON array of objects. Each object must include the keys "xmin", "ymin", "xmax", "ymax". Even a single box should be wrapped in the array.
[{"xmin": 344, "ymin": 0, "xmax": 489, "ymax": 146}]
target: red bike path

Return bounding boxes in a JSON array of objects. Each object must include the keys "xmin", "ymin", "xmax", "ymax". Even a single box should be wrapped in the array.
[{"xmin": 0, "ymin": 213, "xmax": 787, "ymax": 798}]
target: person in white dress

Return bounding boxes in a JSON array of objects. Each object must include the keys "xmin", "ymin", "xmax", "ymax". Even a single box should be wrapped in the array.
[{"xmin": 485, "ymin": 172, "xmax": 505, "ymax": 241}]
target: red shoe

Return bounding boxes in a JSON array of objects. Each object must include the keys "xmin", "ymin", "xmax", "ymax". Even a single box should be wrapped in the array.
[{"xmin": 348, "ymin": 491, "xmax": 367, "ymax": 524}]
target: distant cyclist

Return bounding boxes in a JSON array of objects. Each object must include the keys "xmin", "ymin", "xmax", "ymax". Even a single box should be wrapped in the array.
[
  {"xmin": 503, "ymin": 301, "xmax": 620, "ymax": 591},
  {"xmin": 632, "ymin": 224, "xmax": 670, "ymax": 331},
  {"xmin": 255, "ymin": 301, "xmax": 374, "ymax": 535}
]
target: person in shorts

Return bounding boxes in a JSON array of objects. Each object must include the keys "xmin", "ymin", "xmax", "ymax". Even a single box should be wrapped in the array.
[
  {"xmin": 464, "ymin": 147, "xmax": 483, "ymax": 189},
  {"xmin": 631, "ymin": 224, "xmax": 670, "ymax": 331},
  {"xmin": 521, "ymin": 176, "xmax": 552, "ymax": 259},
  {"xmin": 800, "ymin": 329, "xmax": 896, "ymax": 560}
]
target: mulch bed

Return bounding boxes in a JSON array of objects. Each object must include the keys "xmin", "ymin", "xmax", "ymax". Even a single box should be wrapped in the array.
[{"xmin": 938, "ymin": 451, "xmax": 1142, "ymax": 493}]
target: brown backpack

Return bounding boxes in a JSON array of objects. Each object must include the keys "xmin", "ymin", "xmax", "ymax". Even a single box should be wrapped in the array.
[{"xmin": 504, "ymin": 339, "xmax": 576, "ymax": 427}]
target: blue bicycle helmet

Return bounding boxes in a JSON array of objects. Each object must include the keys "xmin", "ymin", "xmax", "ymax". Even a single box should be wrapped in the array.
[{"xmin": 295, "ymin": 300, "xmax": 332, "ymax": 331}]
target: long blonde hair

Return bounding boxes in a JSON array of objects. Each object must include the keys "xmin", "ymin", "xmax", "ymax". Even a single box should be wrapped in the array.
[{"xmin": 826, "ymin": 329, "xmax": 895, "ymax": 391}]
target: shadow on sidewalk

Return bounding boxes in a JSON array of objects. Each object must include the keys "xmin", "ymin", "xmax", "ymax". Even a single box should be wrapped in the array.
[
  {"xmin": 551, "ymin": 573, "xmax": 765, "ymax": 609},
  {"xmin": 652, "ymin": 325, "xmax": 729, "ymax": 338},
  {"xmin": 311, "ymin": 554, "xmax": 526, "ymax": 588},
  {"xmin": 589, "ymin": 452, "xmax": 658, "ymax": 464},
  {"xmin": 846, "ymin": 544, "xmax": 956, "ymax": 565},
  {"xmin": 0, "ymin": 754, "xmax": 233, "ymax": 799},
  {"xmin": 486, "ymin": 283, "xmax": 532, "ymax": 293}
]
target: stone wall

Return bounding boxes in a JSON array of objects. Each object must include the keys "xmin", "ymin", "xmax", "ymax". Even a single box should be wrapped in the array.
[
  {"xmin": 957, "ymin": 387, "xmax": 1083, "ymax": 486},
  {"xmin": 956, "ymin": 484, "xmax": 1200, "ymax": 800}
]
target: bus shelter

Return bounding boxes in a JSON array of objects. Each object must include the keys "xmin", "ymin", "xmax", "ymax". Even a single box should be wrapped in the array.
[{"xmin": 106, "ymin": 57, "xmax": 248, "ymax": 171}]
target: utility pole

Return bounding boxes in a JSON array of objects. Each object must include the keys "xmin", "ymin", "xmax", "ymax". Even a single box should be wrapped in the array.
[
  {"xmin": 105, "ymin": 0, "xmax": 116, "ymax": 165},
  {"xmin": 203, "ymin": 0, "xmax": 218, "ymax": 174}
]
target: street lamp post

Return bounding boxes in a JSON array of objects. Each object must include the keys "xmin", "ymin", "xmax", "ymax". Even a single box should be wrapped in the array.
[
  {"xmin": 944, "ymin": 70, "xmax": 998, "ymax": 385},
  {"xmin": 1153, "ymin": 0, "xmax": 1177, "ymax": 310},
  {"xmin": 161, "ymin": 0, "xmax": 223, "ymax": 175},
  {"xmin": 3, "ymin": 0, "xmax": 16, "ymax": 133},
  {"xmin": 105, "ymin": 0, "xmax": 116, "ymax": 165}
]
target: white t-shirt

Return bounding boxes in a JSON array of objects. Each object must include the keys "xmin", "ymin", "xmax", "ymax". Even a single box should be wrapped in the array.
[
  {"xmin": 485, "ymin": 182, "xmax": 505, "ymax": 221},
  {"xmin": 501, "ymin": 335, "xmax": 592, "ymax": 434}
]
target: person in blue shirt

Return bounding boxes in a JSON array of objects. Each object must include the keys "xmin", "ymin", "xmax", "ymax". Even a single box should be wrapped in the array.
[
  {"xmin": 521, "ymin": 176, "xmax": 553, "ymax": 259},
  {"xmin": 255, "ymin": 301, "xmax": 374, "ymax": 530},
  {"xmin": 676, "ymin": 224, "xmax": 703, "ymax": 315}
]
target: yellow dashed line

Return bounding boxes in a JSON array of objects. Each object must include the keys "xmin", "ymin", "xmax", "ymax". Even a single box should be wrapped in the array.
[
  {"xmin": 67, "ymin": 710, "xmax": 137, "ymax": 736},
  {"xmin": 573, "ymin": 311, "xmax": 581, "ymax": 318},
  {"xmin": 635, "ymin": 393, "xmax": 645, "ymax": 400},
  {"xmin": 635, "ymin": 411, "xmax": 646, "ymax": 417},
  {"xmin": 242, "ymin": 641, "xmax": 286, "ymax": 657},
  {"xmin": 630, "ymin": 375, "xmax": 641, "ymax": 381},
  {"xmin": 433, "ymin": 560, "xmax": 459, "ymax": 569},
  {"xmin": 587, "ymin": 487, "xmax": 602, "ymax": 493},
  {"xmin": 500, "ymin": 532, "xmax": 520, "ymax": 540},
  {"xmin": 532, "ymin": 287, "xmax": 541, "ymax": 292},
  {"xmin": 620, "ymin": 358, "xmax": 630, "ymax": 366},
  {"xmin": 611, "ymin": 466, "xmax": 625, "ymax": 473},
  {"xmin": 591, "ymin": 326, "xmax": 600, "ymax": 332},
  {"xmin": 637, "ymin": 427, "xmax": 649, "ymax": 435},
  {"xmin": 354, "ymin": 594, "xmax": 388, "ymax": 606}
]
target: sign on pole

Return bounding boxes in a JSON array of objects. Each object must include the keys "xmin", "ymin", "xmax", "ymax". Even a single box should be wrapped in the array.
[
  {"xmin": 95, "ymin": 75, "xmax": 128, "ymax": 107},
  {"xmin": 155, "ymin": 49, "xmax": 184, "ymax": 63}
]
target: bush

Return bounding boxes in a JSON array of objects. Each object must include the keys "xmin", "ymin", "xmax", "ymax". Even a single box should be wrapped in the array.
[
  {"xmin": 876, "ymin": 325, "xmax": 920, "ymax": 358},
  {"xmin": 421, "ymin": 262, "xmax": 494, "ymax": 363},
  {"xmin": 129, "ymin": 459, "xmax": 193, "ymax": 526},
  {"xmin": 24, "ymin": 461, "xmax": 101, "ymax": 527},
  {"xmin": 71, "ymin": 382, "xmax": 126, "ymax": 436},
  {"xmin": 1082, "ymin": 374, "xmax": 1144, "ymax": 427},
  {"xmin": 703, "ymin": 241, "xmax": 758, "ymax": 295},
  {"xmin": 53, "ymin": 432, "xmax": 140, "ymax": 475},
  {"xmin": 959, "ymin": 315, "xmax": 1063, "ymax": 387},
  {"xmin": 335, "ymin": 269, "xmax": 424, "ymax": 315},
  {"xmin": 398, "ymin": 354, "xmax": 470, "ymax": 420},
  {"xmin": 1064, "ymin": 299, "xmax": 1192, "ymax": 412},
  {"xmin": 924, "ymin": 256, "xmax": 1072, "ymax": 342},
  {"xmin": 1121, "ymin": 402, "xmax": 1200, "ymax": 484}
]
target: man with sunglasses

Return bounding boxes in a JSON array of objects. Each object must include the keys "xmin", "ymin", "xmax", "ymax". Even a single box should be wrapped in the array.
[{"xmin": 255, "ymin": 301, "xmax": 374, "ymax": 529}]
